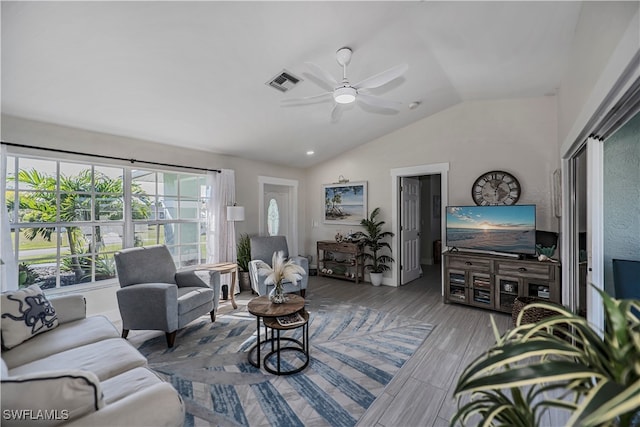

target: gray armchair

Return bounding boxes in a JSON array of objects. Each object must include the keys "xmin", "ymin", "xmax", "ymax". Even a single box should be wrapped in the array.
[
  {"xmin": 114, "ymin": 245, "xmax": 220, "ymax": 348},
  {"xmin": 248, "ymin": 236, "xmax": 308, "ymax": 297}
]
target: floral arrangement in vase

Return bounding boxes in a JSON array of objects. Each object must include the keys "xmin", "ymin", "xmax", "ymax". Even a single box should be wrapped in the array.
[{"xmin": 257, "ymin": 251, "xmax": 306, "ymax": 303}]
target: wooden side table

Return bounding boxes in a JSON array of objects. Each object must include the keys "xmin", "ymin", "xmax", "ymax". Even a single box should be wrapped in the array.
[
  {"xmin": 195, "ymin": 262, "xmax": 238, "ymax": 309},
  {"xmin": 247, "ymin": 295, "xmax": 308, "ymax": 374}
]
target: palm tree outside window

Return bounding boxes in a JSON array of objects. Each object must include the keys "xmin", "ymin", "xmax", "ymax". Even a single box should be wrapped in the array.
[{"xmin": 4, "ymin": 155, "xmax": 208, "ymax": 289}]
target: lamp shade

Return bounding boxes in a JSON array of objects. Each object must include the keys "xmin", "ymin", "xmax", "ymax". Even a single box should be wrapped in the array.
[{"xmin": 227, "ymin": 205, "xmax": 245, "ymax": 221}]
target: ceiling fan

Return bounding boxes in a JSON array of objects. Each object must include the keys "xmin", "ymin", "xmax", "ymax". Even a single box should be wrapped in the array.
[{"xmin": 282, "ymin": 47, "xmax": 408, "ymax": 122}]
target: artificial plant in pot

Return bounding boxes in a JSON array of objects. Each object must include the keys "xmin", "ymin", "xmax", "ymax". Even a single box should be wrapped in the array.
[
  {"xmin": 236, "ymin": 233, "xmax": 252, "ymax": 291},
  {"xmin": 352, "ymin": 207, "xmax": 395, "ymax": 286},
  {"xmin": 451, "ymin": 288, "xmax": 640, "ymax": 427}
]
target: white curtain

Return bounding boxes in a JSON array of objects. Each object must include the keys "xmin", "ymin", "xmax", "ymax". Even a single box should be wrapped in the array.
[
  {"xmin": 1, "ymin": 144, "xmax": 18, "ymax": 291},
  {"xmin": 206, "ymin": 169, "xmax": 237, "ymax": 265}
]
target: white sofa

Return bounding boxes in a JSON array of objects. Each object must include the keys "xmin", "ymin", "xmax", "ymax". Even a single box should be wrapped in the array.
[{"xmin": 1, "ymin": 293, "xmax": 184, "ymax": 427}]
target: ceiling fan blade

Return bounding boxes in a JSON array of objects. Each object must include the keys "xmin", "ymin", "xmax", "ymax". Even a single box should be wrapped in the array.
[
  {"xmin": 305, "ymin": 62, "xmax": 338, "ymax": 90},
  {"xmin": 281, "ymin": 92, "xmax": 333, "ymax": 106},
  {"xmin": 354, "ymin": 63, "xmax": 408, "ymax": 90},
  {"xmin": 357, "ymin": 93, "xmax": 402, "ymax": 111},
  {"xmin": 331, "ymin": 104, "xmax": 344, "ymax": 123}
]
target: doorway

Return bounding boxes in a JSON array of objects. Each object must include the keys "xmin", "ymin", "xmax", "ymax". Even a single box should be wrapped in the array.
[
  {"xmin": 391, "ymin": 163, "xmax": 449, "ymax": 288},
  {"xmin": 258, "ymin": 176, "xmax": 298, "ymax": 256},
  {"xmin": 399, "ymin": 175, "xmax": 443, "ymax": 285}
]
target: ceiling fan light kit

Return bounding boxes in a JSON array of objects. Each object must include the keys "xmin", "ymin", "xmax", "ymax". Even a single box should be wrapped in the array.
[
  {"xmin": 282, "ymin": 46, "xmax": 408, "ymax": 120},
  {"xmin": 334, "ymin": 86, "xmax": 356, "ymax": 104}
]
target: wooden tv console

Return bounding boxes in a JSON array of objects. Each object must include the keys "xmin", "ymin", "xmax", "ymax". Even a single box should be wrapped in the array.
[{"xmin": 443, "ymin": 251, "xmax": 561, "ymax": 314}]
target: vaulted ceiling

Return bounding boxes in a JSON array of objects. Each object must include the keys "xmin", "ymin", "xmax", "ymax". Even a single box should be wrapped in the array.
[{"xmin": 2, "ymin": 1, "xmax": 583, "ymax": 167}]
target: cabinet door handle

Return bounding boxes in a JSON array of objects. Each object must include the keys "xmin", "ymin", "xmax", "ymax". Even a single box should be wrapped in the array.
[
  {"xmin": 518, "ymin": 267, "xmax": 527, "ymax": 272},
  {"xmin": 465, "ymin": 261, "xmax": 472, "ymax": 266}
]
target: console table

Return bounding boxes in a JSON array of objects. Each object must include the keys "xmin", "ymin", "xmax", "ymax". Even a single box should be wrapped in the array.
[
  {"xmin": 443, "ymin": 251, "xmax": 561, "ymax": 314},
  {"xmin": 317, "ymin": 241, "xmax": 364, "ymax": 284}
]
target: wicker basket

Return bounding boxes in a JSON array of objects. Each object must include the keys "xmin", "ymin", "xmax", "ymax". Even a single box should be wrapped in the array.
[{"xmin": 511, "ymin": 297, "xmax": 561, "ymax": 327}]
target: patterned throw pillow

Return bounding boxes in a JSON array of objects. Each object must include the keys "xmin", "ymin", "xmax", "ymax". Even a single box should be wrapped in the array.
[{"xmin": 1, "ymin": 285, "xmax": 59, "ymax": 349}]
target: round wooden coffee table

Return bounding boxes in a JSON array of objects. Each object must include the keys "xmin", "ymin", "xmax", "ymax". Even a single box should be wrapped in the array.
[{"xmin": 247, "ymin": 295, "xmax": 309, "ymax": 375}]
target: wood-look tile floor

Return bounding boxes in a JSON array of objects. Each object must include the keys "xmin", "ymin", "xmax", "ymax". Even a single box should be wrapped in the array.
[
  {"xmin": 124, "ymin": 264, "xmax": 512, "ymax": 426},
  {"xmin": 218, "ymin": 264, "xmax": 511, "ymax": 427}
]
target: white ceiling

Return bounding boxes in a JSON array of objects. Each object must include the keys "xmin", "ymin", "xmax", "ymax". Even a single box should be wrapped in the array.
[{"xmin": 1, "ymin": 1, "xmax": 583, "ymax": 168}]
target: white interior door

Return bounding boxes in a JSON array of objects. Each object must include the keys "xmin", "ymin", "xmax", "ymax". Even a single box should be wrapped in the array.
[{"xmin": 401, "ymin": 177, "xmax": 421, "ymax": 284}]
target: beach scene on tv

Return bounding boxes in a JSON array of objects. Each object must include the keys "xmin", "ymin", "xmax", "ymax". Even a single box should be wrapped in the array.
[{"xmin": 446, "ymin": 205, "xmax": 536, "ymax": 254}]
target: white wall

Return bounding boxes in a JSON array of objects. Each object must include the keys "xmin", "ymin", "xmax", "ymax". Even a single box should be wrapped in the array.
[
  {"xmin": 305, "ymin": 96, "xmax": 560, "ymax": 283},
  {"xmin": 1, "ymin": 114, "xmax": 307, "ymax": 319},
  {"xmin": 558, "ymin": 2, "xmax": 639, "ymax": 151}
]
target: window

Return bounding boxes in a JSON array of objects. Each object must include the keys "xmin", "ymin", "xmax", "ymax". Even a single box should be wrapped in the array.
[
  {"xmin": 267, "ymin": 198, "xmax": 279, "ymax": 236},
  {"xmin": 6, "ymin": 155, "xmax": 208, "ymax": 290},
  {"xmin": 132, "ymin": 170, "xmax": 208, "ymax": 266}
]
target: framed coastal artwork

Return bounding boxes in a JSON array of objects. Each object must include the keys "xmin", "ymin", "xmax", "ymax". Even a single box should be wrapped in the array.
[{"xmin": 323, "ymin": 181, "xmax": 368, "ymax": 225}]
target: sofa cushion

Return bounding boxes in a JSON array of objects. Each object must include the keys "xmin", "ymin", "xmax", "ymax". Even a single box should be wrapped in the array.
[
  {"xmin": 1, "ymin": 369, "xmax": 104, "ymax": 427},
  {"xmin": 1, "ymin": 285, "xmax": 59, "ymax": 349},
  {"xmin": 63, "ymin": 382, "xmax": 185, "ymax": 427},
  {"xmin": 48, "ymin": 294, "xmax": 86, "ymax": 325},
  {"xmin": 100, "ymin": 367, "xmax": 166, "ymax": 405},
  {"xmin": 2, "ymin": 316, "xmax": 119, "ymax": 370},
  {"xmin": 9, "ymin": 338, "xmax": 147, "ymax": 381},
  {"xmin": 177, "ymin": 287, "xmax": 214, "ymax": 315}
]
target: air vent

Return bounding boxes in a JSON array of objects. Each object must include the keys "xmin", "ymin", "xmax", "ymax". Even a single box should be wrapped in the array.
[{"xmin": 266, "ymin": 70, "xmax": 302, "ymax": 92}]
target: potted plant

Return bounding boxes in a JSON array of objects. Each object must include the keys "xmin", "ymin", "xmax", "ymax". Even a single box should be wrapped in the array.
[
  {"xmin": 452, "ymin": 288, "xmax": 640, "ymax": 427},
  {"xmin": 352, "ymin": 207, "xmax": 395, "ymax": 286},
  {"xmin": 236, "ymin": 233, "xmax": 252, "ymax": 291}
]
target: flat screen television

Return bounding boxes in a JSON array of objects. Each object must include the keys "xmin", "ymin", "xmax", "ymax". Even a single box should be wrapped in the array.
[{"xmin": 446, "ymin": 205, "xmax": 536, "ymax": 256}]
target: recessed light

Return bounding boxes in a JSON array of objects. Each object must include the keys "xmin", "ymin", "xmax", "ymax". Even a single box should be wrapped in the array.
[{"xmin": 306, "ymin": 150, "xmax": 315, "ymax": 156}]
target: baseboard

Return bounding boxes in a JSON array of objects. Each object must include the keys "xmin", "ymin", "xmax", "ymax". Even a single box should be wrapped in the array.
[{"xmin": 380, "ymin": 277, "xmax": 396, "ymax": 287}]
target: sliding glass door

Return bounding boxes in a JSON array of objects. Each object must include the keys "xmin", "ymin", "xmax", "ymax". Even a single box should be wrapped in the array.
[
  {"xmin": 568, "ymin": 146, "xmax": 588, "ymax": 317},
  {"xmin": 564, "ymin": 77, "xmax": 639, "ymax": 328}
]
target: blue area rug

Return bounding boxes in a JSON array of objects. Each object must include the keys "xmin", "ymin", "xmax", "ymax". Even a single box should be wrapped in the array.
[{"xmin": 137, "ymin": 298, "xmax": 434, "ymax": 427}]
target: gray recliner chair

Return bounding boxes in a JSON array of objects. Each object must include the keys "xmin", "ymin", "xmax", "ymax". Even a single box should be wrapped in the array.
[
  {"xmin": 248, "ymin": 236, "xmax": 308, "ymax": 297},
  {"xmin": 114, "ymin": 245, "xmax": 220, "ymax": 348}
]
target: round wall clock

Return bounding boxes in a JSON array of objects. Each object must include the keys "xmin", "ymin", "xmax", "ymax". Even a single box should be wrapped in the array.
[{"xmin": 472, "ymin": 170, "xmax": 521, "ymax": 206}]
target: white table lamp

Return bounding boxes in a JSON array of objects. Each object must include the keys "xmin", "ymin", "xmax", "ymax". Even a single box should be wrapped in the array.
[{"xmin": 227, "ymin": 205, "xmax": 245, "ymax": 221}]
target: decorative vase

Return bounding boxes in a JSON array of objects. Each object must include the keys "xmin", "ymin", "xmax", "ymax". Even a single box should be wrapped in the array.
[
  {"xmin": 369, "ymin": 272, "xmax": 383, "ymax": 286},
  {"xmin": 238, "ymin": 271, "xmax": 251, "ymax": 292},
  {"xmin": 269, "ymin": 282, "xmax": 287, "ymax": 304}
]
